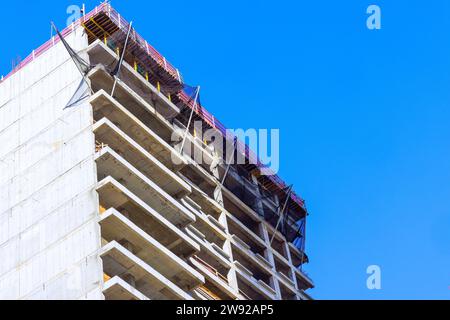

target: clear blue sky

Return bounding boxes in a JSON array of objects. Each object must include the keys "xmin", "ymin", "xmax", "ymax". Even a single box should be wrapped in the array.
[{"xmin": 1, "ymin": 0, "xmax": 449, "ymax": 300}]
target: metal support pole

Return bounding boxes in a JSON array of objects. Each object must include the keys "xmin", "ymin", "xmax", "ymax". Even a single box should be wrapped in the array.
[
  {"xmin": 111, "ymin": 21, "xmax": 133, "ymax": 97},
  {"xmin": 180, "ymin": 86, "xmax": 200, "ymax": 155},
  {"xmin": 300, "ymin": 216, "xmax": 307, "ymax": 271},
  {"xmin": 270, "ymin": 185, "xmax": 293, "ymax": 245},
  {"xmin": 213, "ymin": 138, "xmax": 238, "ymax": 202}
]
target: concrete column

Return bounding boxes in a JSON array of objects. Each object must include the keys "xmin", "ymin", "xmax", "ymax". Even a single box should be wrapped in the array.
[
  {"xmin": 214, "ymin": 185, "xmax": 224, "ymax": 207},
  {"xmin": 219, "ymin": 214, "xmax": 238, "ymax": 294},
  {"xmin": 283, "ymin": 242, "xmax": 297, "ymax": 284},
  {"xmin": 250, "ymin": 175, "xmax": 265, "ymax": 218},
  {"xmin": 270, "ymin": 276, "xmax": 282, "ymax": 300},
  {"xmin": 260, "ymin": 223, "xmax": 282, "ymax": 300},
  {"xmin": 257, "ymin": 222, "xmax": 266, "ymax": 244},
  {"xmin": 171, "ymin": 121, "xmax": 187, "ymax": 153},
  {"xmin": 210, "ymin": 155, "xmax": 221, "ymax": 180},
  {"xmin": 225, "ymin": 241, "xmax": 239, "ymax": 294},
  {"xmin": 281, "ymin": 241, "xmax": 290, "ymax": 259},
  {"xmin": 260, "ymin": 224, "xmax": 275, "ymax": 269},
  {"xmin": 229, "ymin": 265, "xmax": 240, "ymax": 298}
]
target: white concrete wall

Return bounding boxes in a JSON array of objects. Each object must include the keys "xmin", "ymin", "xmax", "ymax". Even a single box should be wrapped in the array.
[{"xmin": 0, "ymin": 27, "xmax": 103, "ymax": 300}]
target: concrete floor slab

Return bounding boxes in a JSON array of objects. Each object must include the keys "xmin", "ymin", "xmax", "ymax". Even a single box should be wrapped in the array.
[
  {"xmin": 100, "ymin": 241, "xmax": 193, "ymax": 300},
  {"xmin": 103, "ymin": 276, "xmax": 150, "ymax": 300},
  {"xmin": 96, "ymin": 147, "xmax": 194, "ymax": 227},
  {"xmin": 96, "ymin": 176, "xmax": 199, "ymax": 257},
  {"xmin": 100, "ymin": 208, "xmax": 204, "ymax": 290},
  {"xmin": 93, "ymin": 118, "xmax": 190, "ymax": 197},
  {"xmin": 90, "ymin": 90, "xmax": 186, "ymax": 171}
]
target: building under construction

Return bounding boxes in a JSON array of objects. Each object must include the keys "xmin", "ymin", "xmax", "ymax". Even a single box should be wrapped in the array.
[{"xmin": 0, "ymin": 2, "xmax": 313, "ymax": 300}]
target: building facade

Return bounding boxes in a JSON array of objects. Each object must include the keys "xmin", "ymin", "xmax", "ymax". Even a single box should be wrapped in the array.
[{"xmin": 0, "ymin": 3, "xmax": 313, "ymax": 300}]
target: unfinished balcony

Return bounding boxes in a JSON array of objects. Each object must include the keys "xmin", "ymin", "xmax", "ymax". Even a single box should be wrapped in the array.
[
  {"xmin": 235, "ymin": 272, "xmax": 275, "ymax": 300},
  {"xmin": 103, "ymin": 276, "xmax": 150, "ymax": 300},
  {"xmin": 273, "ymin": 255, "xmax": 297, "ymax": 292},
  {"xmin": 90, "ymin": 90, "xmax": 186, "ymax": 171},
  {"xmin": 267, "ymin": 230, "xmax": 290, "ymax": 261},
  {"xmin": 178, "ymin": 171, "xmax": 223, "ymax": 221},
  {"xmin": 273, "ymin": 255, "xmax": 293, "ymax": 281},
  {"xmin": 231, "ymin": 236, "xmax": 273, "ymax": 273},
  {"xmin": 278, "ymin": 280, "xmax": 298, "ymax": 301},
  {"xmin": 221, "ymin": 182, "xmax": 262, "ymax": 223},
  {"xmin": 195, "ymin": 284, "xmax": 229, "ymax": 301},
  {"xmin": 95, "ymin": 146, "xmax": 194, "ymax": 228},
  {"xmin": 222, "ymin": 167, "xmax": 261, "ymax": 215},
  {"xmin": 178, "ymin": 157, "xmax": 218, "ymax": 201},
  {"xmin": 180, "ymin": 197, "xmax": 227, "ymax": 248},
  {"xmin": 100, "ymin": 208, "xmax": 204, "ymax": 293},
  {"xmin": 89, "ymin": 65, "xmax": 176, "ymax": 144},
  {"xmin": 100, "ymin": 241, "xmax": 194, "ymax": 300},
  {"xmin": 96, "ymin": 176, "xmax": 199, "ymax": 258},
  {"xmin": 228, "ymin": 217, "xmax": 267, "ymax": 260},
  {"xmin": 93, "ymin": 118, "xmax": 190, "ymax": 198},
  {"xmin": 264, "ymin": 206, "xmax": 306, "ymax": 253},
  {"xmin": 224, "ymin": 194, "xmax": 265, "ymax": 242},
  {"xmin": 185, "ymin": 225, "xmax": 231, "ymax": 271},
  {"xmin": 87, "ymin": 40, "xmax": 180, "ymax": 122},
  {"xmin": 289, "ymin": 242, "xmax": 309, "ymax": 268},
  {"xmin": 232, "ymin": 249, "xmax": 275, "ymax": 299},
  {"xmin": 294, "ymin": 268, "xmax": 315, "ymax": 291},
  {"xmin": 190, "ymin": 254, "xmax": 237, "ymax": 300},
  {"xmin": 172, "ymin": 118, "xmax": 219, "ymax": 175}
]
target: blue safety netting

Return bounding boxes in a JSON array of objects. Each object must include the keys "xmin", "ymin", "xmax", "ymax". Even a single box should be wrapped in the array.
[{"xmin": 182, "ymin": 84, "xmax": 202, "ymax": 107}]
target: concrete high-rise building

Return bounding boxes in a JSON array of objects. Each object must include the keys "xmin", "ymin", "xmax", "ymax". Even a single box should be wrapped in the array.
[{"xmin": 0, "ymin": 3, "xmax": 313, "ymax": 300}]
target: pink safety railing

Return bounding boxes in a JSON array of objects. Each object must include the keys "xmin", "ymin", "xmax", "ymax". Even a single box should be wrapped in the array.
[
  {"xmin": 0, "ymin": 2, "xmax": 181, "ymax": 84},
  {"xmin": 106, "ymin": 6, "xmax": 180, "ymax": 80}
]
